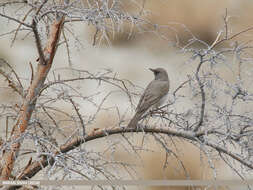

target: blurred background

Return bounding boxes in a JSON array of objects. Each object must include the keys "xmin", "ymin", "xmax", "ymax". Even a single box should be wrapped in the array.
[{"xmin": 1, "ymin": 0, "xmax": 253, "ymax": 189}]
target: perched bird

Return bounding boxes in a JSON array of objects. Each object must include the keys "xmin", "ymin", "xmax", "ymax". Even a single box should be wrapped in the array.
[{"xmin": 127, "ymin": 68, "xmax": 170, "ymax": 128}]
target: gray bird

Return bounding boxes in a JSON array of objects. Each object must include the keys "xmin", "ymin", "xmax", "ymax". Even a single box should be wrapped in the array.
[{"xmin": 127, "ymin": 68, "xmax": 170, "ymax": 128}]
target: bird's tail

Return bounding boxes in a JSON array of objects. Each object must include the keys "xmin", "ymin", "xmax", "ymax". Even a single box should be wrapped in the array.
[{"xmin": 127, "ymin": 112, "xmax": 142, "ymax": 128}]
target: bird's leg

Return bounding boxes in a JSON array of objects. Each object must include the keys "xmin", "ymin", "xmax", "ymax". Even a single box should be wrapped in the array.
[
  {"xmin": 149, "ymin": 109, "xmax": 154, "ymax": 117},
  {"xmin": 159, "ymin": 109, "xmax": 166, "ymax": 117}
]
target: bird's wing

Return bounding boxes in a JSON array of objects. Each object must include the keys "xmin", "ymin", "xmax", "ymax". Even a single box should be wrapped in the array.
[{"xmin": 136, "ymin": 80, "xmax": 169, "ymax": 114}]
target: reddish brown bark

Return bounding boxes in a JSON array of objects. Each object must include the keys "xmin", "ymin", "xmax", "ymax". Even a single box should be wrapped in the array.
[{"xmin": 0, "ymin": 17, "xmax": 64, "ymax": 180}]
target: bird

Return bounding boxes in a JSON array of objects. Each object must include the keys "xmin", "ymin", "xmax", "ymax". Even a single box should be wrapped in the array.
[{"xmin": 127, "ymin": 68, "xmax": 170, "ymax": 128}]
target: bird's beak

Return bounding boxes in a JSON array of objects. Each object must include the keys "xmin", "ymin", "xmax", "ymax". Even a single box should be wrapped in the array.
[{"xmin": 149, "ymin": 68, "xmax": 155, "ymax": 72}]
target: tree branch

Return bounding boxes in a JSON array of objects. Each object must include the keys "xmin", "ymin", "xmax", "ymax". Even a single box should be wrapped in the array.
[
  {"xmin": 13, "ymin": 125, "xmax": 253, "ymax": 183},
  {"xmin": 193, "ymin": 55, "xmax": 206, "ymax": 132},
  {"xmin": 0, "ymin": 16, "xmax": 65, "ymax": 180},
  {"xmin": 0, "ymin": 13, "xmax": 32, "ymax": 28}
]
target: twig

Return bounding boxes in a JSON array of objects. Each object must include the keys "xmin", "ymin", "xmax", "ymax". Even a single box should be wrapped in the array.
[
  {"xmin": 28, "ymin": 62, "xmax": 34, "ymax": 86},
  {"xmin": 62, "ymin": 28, "xmax": 72, "ymax": 67},
  {"xmin": 0, "ymin": 13, "xmax": 32, "ymax": 28},
  {"xmin": 193, "ymin": 55, "xmax": 206, "ymax": 132},
  {"xmin": 32, "ymin": 20, "xmax": 46, "ymax": 65},
  {"xmin": 153, "ymin": 134, "xmax": 189, "ymax": 178},
  {"xmin": 10, "ymin": 8, "xmax": 33, "ymax": 46},
  {"xmin": 0, "ymin": 0, "xmax": 27, "ymax": 7},
  {"xmin": 16, "ymin": 125, "xmax": 253, "ymax": 181},
  {"xmin": 0, "ymin": 69, "xmax": 23, "ymax": 97},
  {"xmin": 0, "ymin": 15, "xmax": 65, "ymax": 180},
  {"xmin": 210, "ymin": 10, "xmax": 253, "ymax": 49},
  {"xmin": 69, "ymin": 98, "xmax": 85, "ymax": 137},
  {"xmin": 173, "ymin": 79, "xmax": 190, "ymax": 96},
  {"xmin": 92, "ymin": 27, "xmax": 99, "ymax": 46},
  {"xmin": 0, "ymin": 58, "xmax": 23, "ymax": 92}
]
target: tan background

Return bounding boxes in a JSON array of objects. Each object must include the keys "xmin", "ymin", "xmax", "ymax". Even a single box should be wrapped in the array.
[{"xmin": 1, "ymin": 0, "xmax": 253, "ymax": 189}]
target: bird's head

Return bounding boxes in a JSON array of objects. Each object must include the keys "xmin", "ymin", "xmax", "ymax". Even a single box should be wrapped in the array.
[{"xmin": 149, "ymin": 68, "xmax": 168, "ymax": 81}]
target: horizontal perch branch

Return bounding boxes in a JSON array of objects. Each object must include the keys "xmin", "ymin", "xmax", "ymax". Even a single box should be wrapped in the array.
[{"xmin": 16, "ymin": 126, "xmax": 253, "ymax": 182}]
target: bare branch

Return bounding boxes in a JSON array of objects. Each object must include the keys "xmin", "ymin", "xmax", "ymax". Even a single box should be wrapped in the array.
[
  {"xmin": 0, "ymin": 16, "xmax": 65, "ymax": 180},
  {"xmin": 0, "ymin": 13, "xmax": 32, "ymax": 28},
  {"xmin": 14, "ymin": 125, "xmax": 253, "ymax": 182},
  {"xmin": 0, "ymin": 59, "xmax": 23, "ymax": 96},
  {"xmin": 10, "ymin": 8, "xmax": 33, "ymax": 46},
  {"xmin": 69, "ymin": 98, "xmax": 86, "ymax": 137},
  {"xmin": 193, "ymin": 55, "xmax": 206, "ymax": 132}
]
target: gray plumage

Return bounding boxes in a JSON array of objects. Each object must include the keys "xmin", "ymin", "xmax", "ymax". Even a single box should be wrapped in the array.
[{"xmin": 127, "ymin": 68, "xmax": 170, "ymax": 128}]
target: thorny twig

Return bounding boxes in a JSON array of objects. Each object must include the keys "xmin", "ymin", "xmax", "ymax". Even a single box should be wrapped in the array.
[
  {"xmin": 69, "ymin": 97, "xmax": 86, "ymax": 137},
  {"xmin": 193, "ymin": 54, "xmax": 206, "ymax": 132}
]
